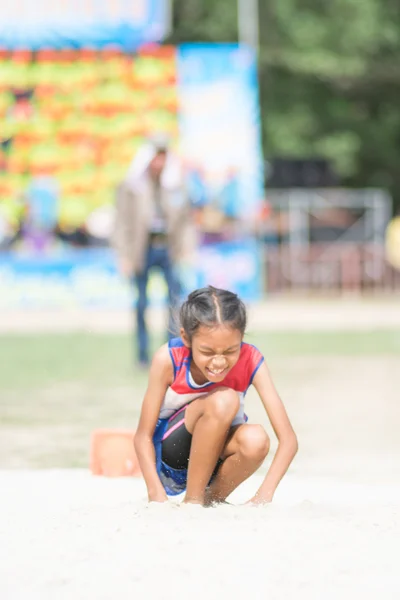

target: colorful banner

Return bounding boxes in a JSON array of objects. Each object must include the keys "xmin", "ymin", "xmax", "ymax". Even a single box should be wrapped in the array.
[
  {"xmin": 0, "ymin": 240, "xmax": 262, "ymax": 310},
  {"xmin": 0, "ymin": 43, "xmax": 264, "ymax": 308},
  {"xmin": 0, "ymin": 46, "xmax": 179, "ymax": 238},
  {"xmin": 177, "ymin": 43, "xmax": 264, "ymax": 220},
  {"xmin": 0, "ymin": 0, "xmax": 170, "ymax": 50}
]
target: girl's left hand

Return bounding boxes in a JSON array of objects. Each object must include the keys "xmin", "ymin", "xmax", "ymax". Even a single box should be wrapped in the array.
[{"xmin": 245, "ymin": 494, "xmax": 272, "ymax": 506}]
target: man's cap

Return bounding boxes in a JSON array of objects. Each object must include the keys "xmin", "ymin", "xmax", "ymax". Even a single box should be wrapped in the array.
[{"xmin": 148, "ymin": 132, "xmax": 171, "ymax": 153}]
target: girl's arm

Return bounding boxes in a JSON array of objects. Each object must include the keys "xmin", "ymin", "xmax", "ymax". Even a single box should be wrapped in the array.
[
  {"xmin": 250, "ymin": 362, "xmax": 298, "ymax": 504},
  {"xmin": 134, "ymin": 345, "xmax": 173, "ymax": 503}
]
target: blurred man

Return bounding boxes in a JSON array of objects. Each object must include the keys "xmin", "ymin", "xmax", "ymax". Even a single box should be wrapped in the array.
[{"xmin": 112, "ymin": 135, "xmax": 195, "ymax": 368}]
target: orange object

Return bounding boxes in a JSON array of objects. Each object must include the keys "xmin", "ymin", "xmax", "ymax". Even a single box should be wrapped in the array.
[{"xmin": 90, "ymin": 429, "xmax": 142, "ymax": 478}]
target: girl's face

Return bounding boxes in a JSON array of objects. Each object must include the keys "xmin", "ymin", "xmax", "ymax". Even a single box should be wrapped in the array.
[{"xmin": 182, "ymin": 324, "xmax": 243, "ymax": 384}]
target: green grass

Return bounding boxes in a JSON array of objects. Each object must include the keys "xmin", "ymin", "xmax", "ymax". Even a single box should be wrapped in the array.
[
  {"xmin": 0, "ymin": 330, "xmax": 399, "ymax": 469},
  {"xmin": 0, "ymin": 330, "xmax": 399, "ymax": 390}
]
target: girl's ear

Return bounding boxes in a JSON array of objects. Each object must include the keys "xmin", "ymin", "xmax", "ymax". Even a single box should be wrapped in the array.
[{"xmin": 180, "ymin": 328, "xmax": 191, "ymax": 348}]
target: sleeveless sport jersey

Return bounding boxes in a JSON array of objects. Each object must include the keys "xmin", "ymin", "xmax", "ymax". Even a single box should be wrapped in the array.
[{"xmin": 159, "ymin": 338, "xmax": 265, "ymax": 427}]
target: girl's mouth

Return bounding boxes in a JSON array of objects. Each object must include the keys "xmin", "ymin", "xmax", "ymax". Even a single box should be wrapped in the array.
[{"xmin": 206, "ymin": 367, "xmax": 228, "ymax": 379}]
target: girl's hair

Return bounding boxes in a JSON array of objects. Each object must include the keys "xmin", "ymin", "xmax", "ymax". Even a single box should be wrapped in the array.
[{"xmin": 180, "ymin": 286, "xmax": 247, "ymax": 342}]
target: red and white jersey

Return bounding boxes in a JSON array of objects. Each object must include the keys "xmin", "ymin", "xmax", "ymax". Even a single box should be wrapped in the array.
[{"xmin": 159, "ymin": 338, "xmax": 265, "ymax": 426}]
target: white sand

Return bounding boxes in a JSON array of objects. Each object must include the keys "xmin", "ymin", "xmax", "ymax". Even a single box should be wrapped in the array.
[
  {"xmin": 1, "ymin": 470, "xmax": 399, "ymax": 600},
  {"xmin": 1, "ymin": 299, "xmax": 399, "ymax": 598}
]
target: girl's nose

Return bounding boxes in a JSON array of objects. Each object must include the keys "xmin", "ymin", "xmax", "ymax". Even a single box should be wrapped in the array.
[{"xmin": 211, "ymin": 356, "xmax": 227, "ymax": 369}]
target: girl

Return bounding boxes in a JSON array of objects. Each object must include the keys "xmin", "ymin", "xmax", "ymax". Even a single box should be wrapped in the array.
[{"xmin": 134, "ymin": 286, "xmax": 298, "ymax": 506}]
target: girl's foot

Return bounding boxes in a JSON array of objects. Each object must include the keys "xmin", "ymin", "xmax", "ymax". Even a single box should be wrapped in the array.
[{"xmin": 204, "ymin": 488, "xmax": 232, "ymax": 507}]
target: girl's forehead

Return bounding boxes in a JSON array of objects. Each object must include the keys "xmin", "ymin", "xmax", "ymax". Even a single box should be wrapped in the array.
[{"xmin": 193, "ymin": 324, "xmax": 242, "ymax": 347}]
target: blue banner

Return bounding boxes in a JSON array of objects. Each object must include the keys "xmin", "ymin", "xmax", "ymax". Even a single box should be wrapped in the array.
[
  {"xmin": 193, "ymin": 239, "xmax": 262, "ymax": 301},
  {"xmin": 0, "ymin": 240, "xmax": 262, "ymax": 310},
  {"xmin": 0, "ymin": 0, "xmax": 170, "ymax": 51},
  {"xmin": 177, "ymin": 43, "xmax": 264, "ymax": 220}
]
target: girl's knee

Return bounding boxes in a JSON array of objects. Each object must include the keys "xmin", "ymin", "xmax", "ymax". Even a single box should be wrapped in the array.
[
  {"xmin": 237, "ymin": 425, "xmax": 270, "ymax": 461},
  {"xmin": 206, "ymin": 388, "xmax": 240, "ymax": 423}
]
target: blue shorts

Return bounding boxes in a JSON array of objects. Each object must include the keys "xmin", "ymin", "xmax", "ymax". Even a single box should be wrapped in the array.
[
  {"xmin": 153, "ymin": 406, "xmax": 223, "ymax": 497},
  {"xmin": 153, "ymin": 416, "xmax": 190, "ymax": 496},
  {"xmin": 153, "ymin": 403, "xmax": 248, "ymax": 497}
]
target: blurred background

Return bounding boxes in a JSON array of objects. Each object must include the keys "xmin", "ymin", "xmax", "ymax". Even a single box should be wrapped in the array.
[{"xmin": 0, "ymin": 0, "xmax": 399, "ymax": 476}]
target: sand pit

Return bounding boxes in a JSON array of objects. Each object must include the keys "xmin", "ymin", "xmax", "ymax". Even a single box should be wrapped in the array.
[
  {"xmin": 1, "ymin": 305, "xmax": 399, "ymax": 598},
  {"xmin": 1, "ymin": 470, "xmax": 399, "ymax": 600}
]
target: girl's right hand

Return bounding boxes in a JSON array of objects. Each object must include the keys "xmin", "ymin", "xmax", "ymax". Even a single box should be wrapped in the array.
[{"xmin": 148, "ymin": 489, "xmax": 168, "ymax": 503}]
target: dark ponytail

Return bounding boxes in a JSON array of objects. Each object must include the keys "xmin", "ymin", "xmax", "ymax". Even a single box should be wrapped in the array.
[{"xmin": 180, "ymin": 286, "xmax": 247, "ymax": 342}]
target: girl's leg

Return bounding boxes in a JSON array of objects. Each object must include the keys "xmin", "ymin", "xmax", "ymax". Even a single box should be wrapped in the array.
[
  {"xmin": 184, "ymin": 388, "xmax": 240, "ymax": 505},
  {"xmin": 205, "ymin": 424, "xmax": 270, "ymax": 505}
]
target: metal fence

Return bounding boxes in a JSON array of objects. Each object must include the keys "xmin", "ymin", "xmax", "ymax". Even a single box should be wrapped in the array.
[
  {"xmin": 264, "ymin": 243, "xmax": 400, "ymax": 294},
  {"xmin": 262, "ymin": 188, "xmax": 399, "ymax": 294}
]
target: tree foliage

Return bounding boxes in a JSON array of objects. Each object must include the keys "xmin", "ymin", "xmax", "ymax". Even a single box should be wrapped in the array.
[{"xmin": 168, "ymin": 0, "xmax": 400, "ymax": 209}]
